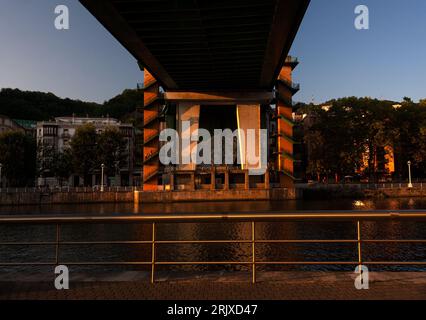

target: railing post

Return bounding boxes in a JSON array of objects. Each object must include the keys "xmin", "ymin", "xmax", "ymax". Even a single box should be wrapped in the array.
[
  {"xmin": 357, "ymin": 220, "xmax": 362, "ymax": 273},
  {"xmin": 55, "ymin": 224, "xmax": 61, "ymax": 265},
  {"xmin": 251, "ymin": 221, "xmax": 256, "ymax": 284},
  {"xmin": 151, "ymin": 222, "xmax": 156, "ymax": 284}
]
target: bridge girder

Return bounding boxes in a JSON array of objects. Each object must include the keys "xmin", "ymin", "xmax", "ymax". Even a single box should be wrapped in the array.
[{"xmin": 79, "ymin": 0, "xmax": 310, "ymax": 91}]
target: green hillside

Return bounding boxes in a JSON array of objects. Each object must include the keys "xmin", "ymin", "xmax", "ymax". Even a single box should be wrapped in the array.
[{"xmin": 0, "ymin": 88, "xmax": 143, "ymax": 121}]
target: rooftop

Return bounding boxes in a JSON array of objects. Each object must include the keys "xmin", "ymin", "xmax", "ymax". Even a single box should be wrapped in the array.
[{"xmin": 37, "ymin": 116, "xmax": 133, "ymax": 127}]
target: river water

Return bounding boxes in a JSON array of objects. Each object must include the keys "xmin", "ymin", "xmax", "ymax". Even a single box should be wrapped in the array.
[{"xmin": 0, "ymin": 198, "xmax": 425, "ymax": 279}]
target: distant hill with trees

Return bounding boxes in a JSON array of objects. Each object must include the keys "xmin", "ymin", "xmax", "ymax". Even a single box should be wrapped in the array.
[{"xmin": 0, "ymin": 88, "xmax": 143, "ymax": 121}]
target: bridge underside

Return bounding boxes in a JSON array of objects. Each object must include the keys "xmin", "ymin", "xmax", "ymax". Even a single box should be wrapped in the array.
[{"xmin": 80, "ymin": 0, "xmax": 310, "ymax": 190}]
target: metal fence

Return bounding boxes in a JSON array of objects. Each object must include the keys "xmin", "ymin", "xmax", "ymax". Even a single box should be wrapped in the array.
[
  {"xmin": 1, "ymin": 211, "xmax": 426, "ymax": 283},
  {"xmin": 2, "ymin": 183, "xmax": 425, "ymax": 193},
  {"xmin": 0, "ymin": 186, "xmax": 143, "ymax": 193},
  {"xmin": 298, "ymin": 182, "xmax": 426, "ymax": 190}
]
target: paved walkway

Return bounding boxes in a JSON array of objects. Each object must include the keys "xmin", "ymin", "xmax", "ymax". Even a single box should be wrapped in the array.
[{"xmin": 1, "ymin": 272, "xmax": 426, "ymax": 300}]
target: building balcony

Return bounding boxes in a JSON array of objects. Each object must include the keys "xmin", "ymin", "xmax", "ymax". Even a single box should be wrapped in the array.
[
  {"xmin": 273, "ymin": 113, "xmax": 294, "ymax": 125},
  {"xmin": 143, "ymin": 150, "xmax": 159, "ymax": 164},
  {"xmin": 284, "ymin": 56, "xmax": 299, "ymax": 69},
  {"xmin": 274, "ymin": 94, "xmax": 294, "ymax": 108},
  {"xmin": 278, "ymin": 77, "xmax": 300, "ymax": 94}
]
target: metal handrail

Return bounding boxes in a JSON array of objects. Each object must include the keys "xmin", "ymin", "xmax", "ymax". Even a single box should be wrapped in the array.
[
  {"xmin": 0, "ymin": 186, "xmax": 143, "ymax": 193},
  {"xmin": 2, "ymin": 211, "xmax": 426, "ymax": 224},
  {"xmin": 1, "ymin": 211, "xmax": 426, "ymax": 283}
]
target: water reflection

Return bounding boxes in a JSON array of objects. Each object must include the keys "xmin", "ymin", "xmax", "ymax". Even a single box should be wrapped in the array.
[{"xmin": 0, "ymin": 197, "xmax": 426, "ymax": 276}]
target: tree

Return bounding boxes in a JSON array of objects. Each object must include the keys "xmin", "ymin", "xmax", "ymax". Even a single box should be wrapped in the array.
[
  {"xmin": 419, "ymin": 98, "xmax": 426, "ymax": 107},
  {"xmin": 52, "ymin": 149, "xmax": 73, "ymax": 186},
  {"xmin": 97, "ymin": 127, "xmax": 127, "ymax": 180},
  {"xmin": 304, "ymin": 128, "xmax": 327, "ymax": 181},
  {"xmin": 307, "ymin": 101, "xmax": 366, "ymax": 180},
  {"xmin": 403, "ymin": 96, "xmax": 413, "ymax": 104},
  {"xmin": 36, "ymin": 140, "xmax": 56, "ymax": 179},
  {"xmin": 393, "ymin": 103, "xmax": 426, "ymax": 179},
  {"xmin": 70, "ymin": 124, "xmax": 98, "ymax": 185},
  {"xmin": 37, "ymin": 142, "xmax": 74, "ymax": 186},
  {"xmin": 304, "ymin": 97, "xmax": 399, "ymax": 182},
  {"xmin": 0, "ymin": 88, "xmax": 142, "ymax": 121},
  {"xmin": 0, "ymin": 131, "xmax": 36, "ymax": 187},
  {"xmin": 102, "ymin": 89, "xmax": 144, "ymax": 119}
]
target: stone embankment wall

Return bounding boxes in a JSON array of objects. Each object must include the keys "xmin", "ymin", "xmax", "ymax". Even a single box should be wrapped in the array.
[
  {"xmin": 135, "ymin": 188, "xmax": 300, "ymax": 203},
  {"xmin": 0, "ymin": 191, "xmax": 134, "ymax": 206},
  {"xmin": 0, "ymin": 188, "xmax": 300, "ymax": 206}
]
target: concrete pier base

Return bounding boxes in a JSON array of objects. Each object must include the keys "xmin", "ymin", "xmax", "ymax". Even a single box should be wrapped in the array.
[
  {"xmin": 0, "ymin": 188, "xmax": 301, "ymax": 206},
  {"xmin": 136, "ymin": 188, "xmax": 299, "ymax": 203}
]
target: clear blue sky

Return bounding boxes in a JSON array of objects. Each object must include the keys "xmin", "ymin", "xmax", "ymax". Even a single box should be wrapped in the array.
[{"xmin": 1, "ymin": 0, "xmax": 425, "ymax": 104}]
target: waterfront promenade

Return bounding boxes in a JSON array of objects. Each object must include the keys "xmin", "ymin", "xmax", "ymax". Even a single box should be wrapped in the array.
[
  {"xmin": 2, "ymin": 210, "xmax": 426, "ymax": 300},
  {"xmin": 2, "ymin": 272, "xmax": 426, "ymax": 300},
  {"xmin": 2, "ymin": 183, "xmax": 426, "ymax": 207}
]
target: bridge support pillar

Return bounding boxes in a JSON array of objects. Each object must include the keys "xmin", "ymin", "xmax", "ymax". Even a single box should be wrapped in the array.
[
  {"xmin": 142, "ymin": 69, "xmax": 161, "ymax": 191},
  {"xmin": 177, "ymin": 103, "xmax": 200, "ymax": 171},
  {"xmin": 265, "ymin": 169, "xmax": 270, "ymax": 189},
  {"xmin": 276, "ymin": 63, "xmax": 297, "ymax": 188},
  {"xmin": 224, "ymin": 169, "xmax": 230, "ymax": 191},
  {"xmin": 169, "ymin": 173, "xmax": 174, "ymax": 191},
  {"xmin": 245, "ymin": 171, "xmax": 250, "ymax": 190},
  {"xmin": 210, "ymin": 167, "xmax": 216, "ymax": 191},
  {"xmin": 190, "ymin": 172, "xmax": 196, "ymax": 191},
  {"xmin": 236, "ymin": 105, "xmax": 263, "ymax": 173}
]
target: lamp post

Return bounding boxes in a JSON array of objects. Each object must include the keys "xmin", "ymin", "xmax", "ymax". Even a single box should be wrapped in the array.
[
  {"xmin": 101, "ymin": 163, "xmax": 105, "ymax": 192},
  {"xmin": 0, "ymin": 163, "xmax": 2, "ymax": 190},
  {"xmin": 407, "ymin": 161, "xmax": 413, "ymax": 188}
]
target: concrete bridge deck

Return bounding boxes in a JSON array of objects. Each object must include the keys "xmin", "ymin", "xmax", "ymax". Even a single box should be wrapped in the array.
[{"xmin": 2, "ymin": 272, "xmax": 426, "ymax": 300}]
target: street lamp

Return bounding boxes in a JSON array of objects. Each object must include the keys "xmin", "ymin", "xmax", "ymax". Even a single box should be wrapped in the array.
[
  {"xmin": 407, "ymin": 161, "xmax": 413, "ymax": 188},
  {"xmin": 101, "ymin": 163, "xmax": 105, "ymax": 192}
]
